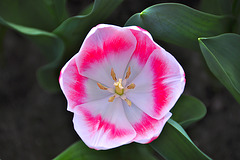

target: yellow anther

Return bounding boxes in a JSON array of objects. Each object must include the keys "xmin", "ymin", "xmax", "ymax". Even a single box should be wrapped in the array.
[
  {"xmin": 127, "ymin": 83, "xmax": 136, "ymax": 89},
  {"xmin": 111, "ymin": 68, "xmax": 117, "ymax": 81},
  {"xmin": 108, "ymin": 95, "xmax": 115, "ymax": 102},
  {"xmin": 114, "ymin": 79, "xmax": 124, "ymax": 95},
  {"xmin": 125, "ymin": 99, "xmax": 132, "ymax": 107},
  {"xmin": 125, "ymin": 66, "xmax": 131, "ymax": 79},
  {"xmin": 97, "ymin": 66, "xmax": 136, "ymax": 105},
  {"xmin": 97, "ymin": 83, "xmax": 108, "ymax": 90}
]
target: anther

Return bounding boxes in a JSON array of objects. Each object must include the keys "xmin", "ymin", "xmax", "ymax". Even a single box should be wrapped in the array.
[
  {"xmin": 97, "ymin": 83, "xmax": 108, "ymax": 90},
  {"xmin": 125, "ymin": 98, "xmax": 132, "ymax": 107},
  {"xmin": 125, "ymin": 66, "xmax": 131, "ymax": 79},
  {"xmin": 108, "ymin": 95, "xmax": 115, "ymax": 102},
  {"xmin": 111, "ymin": 68, "xmax": 117, "ymax": 81},
  {"xmin": 127, "ymin": 83, "xmax": 136, "ymax": 89}
]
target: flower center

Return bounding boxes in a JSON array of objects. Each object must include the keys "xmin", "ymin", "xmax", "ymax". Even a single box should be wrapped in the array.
[
  {"xmin": 114, "ymin": 79, "xmax": 124, "ymax": 95},
  {"xmin": 97, "ymin": 67, "xmax": 135, "ymax": 106}
]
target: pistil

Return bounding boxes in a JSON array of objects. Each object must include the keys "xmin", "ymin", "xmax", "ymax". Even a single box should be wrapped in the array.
[{"xmin": 114, "ymin": 79, "xmax": 124, "ymax": 95}]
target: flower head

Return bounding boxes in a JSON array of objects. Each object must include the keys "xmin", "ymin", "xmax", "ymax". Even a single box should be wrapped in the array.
[{"xmin": 59, "ymin": 24, "xmax": 185, "ymax": 150}]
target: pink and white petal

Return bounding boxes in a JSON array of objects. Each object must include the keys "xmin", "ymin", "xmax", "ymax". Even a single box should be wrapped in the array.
[
  {"xmin": 59, "ymin": 56, "xmax": 87, "ymax": 112},
  {"xmin": 59, "ymin": 56, "xmax": 112, "ymax": 112},
  {"xmin": 75, "ymin": 24, "xmax": 137, "ymax": 86},
  {"xmin": 127, "ymin": 49, "xmax": 185, "ymax": 120},
  {"xmin": 73, "ymin": 97, "xmax": 136, "ymax": 150},
  {"xmin": 123, "ymin": 102, "xmax": 171, "ymax": 143},
  {"xmin": 123, "ymin": 26, "xmax": 158, "ymax": 84}
]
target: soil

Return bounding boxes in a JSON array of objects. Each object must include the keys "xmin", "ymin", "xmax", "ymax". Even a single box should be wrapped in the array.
[{"xmin": 0, "ymin": 0, "xmax": 240, "ymax": 159}]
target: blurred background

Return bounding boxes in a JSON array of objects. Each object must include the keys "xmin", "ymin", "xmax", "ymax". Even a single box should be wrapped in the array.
[{"xmin": 0, "ymin": 0, "xmax": 240, "ymax": 159}]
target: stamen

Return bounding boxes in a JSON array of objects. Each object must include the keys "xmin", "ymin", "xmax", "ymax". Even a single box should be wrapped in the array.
[
  {"xmin": 127, "ymin": 83, "xmax": 136, "ymax": 89},
  {"xmin": 97, "ymin": 66, "xmax": 135, "ymax": 106},
  {"xmin": 125, "ymin": 66, "xmax": 131, "ymax": 79},
  {"xmin": 108, "ymin": 95, "xmax": 115, "ymax": 102},
  {"xmin": 125, "ymin": 99, "xmax": 132, "ymax": 107},
  {"xmin": 97, "ymin": 83, "xmax": 108, "ymax": 90},
  {"xmin": 111, "ymin": 68, "xmax": 117, "ymax": 81}
]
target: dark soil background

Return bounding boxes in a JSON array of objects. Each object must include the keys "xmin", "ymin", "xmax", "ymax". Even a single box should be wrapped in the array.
[{"xmin": 1, "ymin": 0, "xmax": 240, "ymax": 159}]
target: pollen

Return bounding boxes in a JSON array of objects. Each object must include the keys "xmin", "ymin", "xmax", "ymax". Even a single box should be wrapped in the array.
[
  {"xmin": 125, "ymin": 66, "xmax": 131, "ymax": 79},
  {"xmin": 97, "ymin": 83, "xmax": 108, "ymax": 90},
  {"xmin": 127, "ymin": 83, "xmax": 136, "ymax": 89},
  {"xmin": 108, "ymin": 95, "xmax": 115, "ymax": 102},
  {"xmin": 111, "ymin": 68, "xmax": 117, "ymax": 81},
  {"xmin": 96, "ymin": 67, "xmax": 136, "ymax": 107},
  {"xmin": 125, "ymin": 98, "xmax": 132, "ymax": 106}
]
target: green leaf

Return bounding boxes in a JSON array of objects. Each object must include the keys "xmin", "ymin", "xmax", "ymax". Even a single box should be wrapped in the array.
[
  {"xmin": 171, "ymin": 95, "xmax": 207, "ymax": 128},
  {"xmin": 0, "ymin": 0, "xmax": 68, "ymax": 31},
  {"xmin": 199, "ymin": 33, "xmax": 240, "ymax": 104},
  {"xmin": 199, "ymin": 0, "xmax": 233, "ymax": 15},
  {"xmin": 0, "ymin": 17, "xmax": 65, "ymax": 92},
  {"xmin": 150, "ymin": 119, "xmax": 211, "ymax": 160},
  {"xmin": 125, "ymin": 3, "xmax": 234, "ymax": 50},
  {"xmin": 0, "ymin": 0, "xmax": 123, "ymax": 92},
  {"xmin": 54, "ymin": 141, "xmax": 157, "ymax": 160},
  {"xmin": 36, "ymin": 0, "xmax": 122, "ymax": 91},
  {"xmin": 232, "ymin": 0, "xmax": 240, "ymax": 33},
  {"xmin": 54, "ymin": 0, "xmax": 123, "ymax": 56}
]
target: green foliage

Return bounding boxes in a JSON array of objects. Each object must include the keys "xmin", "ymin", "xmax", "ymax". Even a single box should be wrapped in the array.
[
  {"xmin": 150, "ymin": 119, "xmax": 211, "ymax": 160},
  {"xmin": 0, "ymin": 0, "xmax": 68, "ymax": 31},
  {"xmin": 0, "ymin": 17, "xmax": 65, "ymax": 91},
  {"xmin": 171, "ymin": 95, "xmax": 207, "ymax": 128},
  {"xmin": 1, "ymin": 0, "xmax": 239, "ymax": 159},
  {"xmin": 54, "ymin": 141, "xmax": 157, "ymax": 160},
  {"xmin": 40, "ymin": 0, "xmax": 123, "ymax": 92},
  {"xmin": 199, "ymin": 0, "xmax": 233, "ymax": 15},
  {"xmin": 199, "ymin": 33, "xmax": 240, "ymax": 104},
  {"xmin": 54, "ymin": 0, "xmax": 123, "ymax": 62},
  {"xmin": 54, "ymin": 94, "xmax": 209, "ymax": 159},
  {"xmin": 232, "ymin": 0, "xmax": 240, "ymax": 33},
  {"xmin": 125, "ymin": 3, "xmax": 234, "ymax": 50},
  {"xmin": 0, "ymin": 0, "xmax": 123, "ymax": 92}
]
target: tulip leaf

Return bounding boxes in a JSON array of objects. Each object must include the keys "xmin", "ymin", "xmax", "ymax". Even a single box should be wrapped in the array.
[
  {"xmin": 199, "ymin": 0, "xmax": 233, "ymax": 15},
  {"xmin": 41, "ymin": 0, "xmax": 123, "ymax": 92},
  {"xmin": 125, "ymin": 3, "xmax": 234, "ymax": 50},
  {"xmin": 199, "ymin": 33, "xmax": 240, "ymax": 104},
  {"xmin": 170, "ymin": 95, "xmax": 207, "ymax": 128},
  {"xmin": 54, "ymin": 141, "xmax": 157, "ymax": 160},
  {"xmin": 0, "ymin": 0, "xmax": 68, "ymax": 31},
  {"xmin": 54, "ymin": 0, "xmax": 123, "ymax": 58},
  {"xmin": 0, "ymin": 17, "xmax": 65, "ymax": 92},
  {"xmin": 150, "ymin": 119, "xmax": 211, "ymax": 160},
  {"xmin": 0, "ymin": 0, "xmax": 123, "ymax": 92},
  {"xmin": 233, "ymin": 0, "xmax": 240, "ymax": 33}
]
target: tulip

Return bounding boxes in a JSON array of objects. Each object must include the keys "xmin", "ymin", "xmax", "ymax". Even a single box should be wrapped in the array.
[{"xmin": 59, "ymin": 24, "xmax": 185, "ymax": 150}]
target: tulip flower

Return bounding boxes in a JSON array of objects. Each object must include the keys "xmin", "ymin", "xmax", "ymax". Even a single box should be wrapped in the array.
[{"xmin": 59, "ymin": 24, "xmax": 185, "ymax": 150}]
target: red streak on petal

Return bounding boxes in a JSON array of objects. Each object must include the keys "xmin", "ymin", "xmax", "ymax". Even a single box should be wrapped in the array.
[
  {"xmin": 61, "ymin": 59, "xmax": 87, "ymax": 109},
  {"xmin": 103, "ymin": 36, "xmax": 133, "ymax": 54},
  {"xmin": 150, "ymin": 55, "xmax": 172, "ymax": 114},
  {"xmin": 81, "ymin": 109, "xmax": 132, "ymax": 140},
  {"xmin": 130, "ymin": 29, "xmax": 157, "ymax": 65},
  {"xmin": 80, "ymin": 46, "xmax": 105, "ymax": 72},
  {"xmin": 79, "ymin": 30, "xmax": 135, "ymax": 72},
  {"xmin": 133, "ymin": 113, "xmax": 159, "ymax": 136}
]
